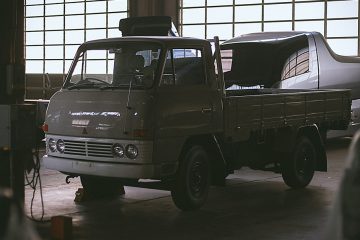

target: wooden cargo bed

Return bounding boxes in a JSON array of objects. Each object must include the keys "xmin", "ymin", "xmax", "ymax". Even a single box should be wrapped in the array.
[{"xmin": 223, "ymin": 89, "xmax": 351, "ymax": 141}]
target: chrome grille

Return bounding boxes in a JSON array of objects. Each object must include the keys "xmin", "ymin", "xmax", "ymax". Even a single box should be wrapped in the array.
[
  {"xmin": 87, "ymin": 142, "xmax": 113, "ymax": 157},
  {"xmin": 64, "ymin": 140, "xmax": 86, "ymax": 156},
  {"xmin": 64, "ymin": 140, "xmax": 113, "ymax": 158}
]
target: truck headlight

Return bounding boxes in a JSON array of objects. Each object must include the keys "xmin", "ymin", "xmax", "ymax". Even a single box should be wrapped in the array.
[
  {"xmin": 112, "ymin": 143, "xmax": 124, "ymax": 158},
  {"xmin": 125, "ymin": 144, "xmax": 138, "ymax": 159},
  {"xmin": 48, "ymin": 138, "xmax": 56, "ymax": 152},
  {"xmin": 56, "ymin": 139, "xmax": 65, "ymax": 153}
]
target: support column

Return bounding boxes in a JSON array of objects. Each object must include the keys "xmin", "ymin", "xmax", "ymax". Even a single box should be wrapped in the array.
[
  {"xmin": 0, "ymin": 0, "xmax": 25, "ymax": 104},
  {"xmin": 0, "ymin": 0, "xmax": 26, "ymax": 203},
  {"xmin": 129, "ymin": 0, "xmax": 180, "ymax": 29}
]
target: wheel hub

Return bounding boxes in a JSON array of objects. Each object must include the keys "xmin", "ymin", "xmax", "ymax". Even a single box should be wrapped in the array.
[
  {"xmin": 297, "ymin": 147, "xmax": 312, "ymax": 177},
  {"xmin": 190, "ymin": 161, "xmax": 204, "ymax": 194}
]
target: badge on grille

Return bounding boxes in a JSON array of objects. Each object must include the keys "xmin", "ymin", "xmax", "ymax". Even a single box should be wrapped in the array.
[{"xmin": 82, "ymin": 128, "xmax": 88, "ymax": 135}]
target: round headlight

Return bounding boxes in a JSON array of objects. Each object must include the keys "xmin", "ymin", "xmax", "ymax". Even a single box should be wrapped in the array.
[
  {"xmin": 125, "ymin": 144, "xmax": 138, "ymax": 159},
  {"xmin": 112, "ymin": 143, "xmax": 124, "ymax": 158},
  {"xmin": 56, "ymin": 139, "xmax": 65, "ymax": 153},
  {"xmin": 48, "ymin": 138, "xmax": 56, "ymax": 152}
]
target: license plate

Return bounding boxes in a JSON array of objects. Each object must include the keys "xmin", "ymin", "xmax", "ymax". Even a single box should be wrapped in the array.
[{"xmin": 72, "ymin": 161, "xmax": 96, "ymax": 172}]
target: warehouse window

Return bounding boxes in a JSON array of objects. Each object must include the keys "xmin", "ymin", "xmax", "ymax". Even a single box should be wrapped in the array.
[
  {"xmin": 221, "ymin": 49, "xmax": 233, "ymax": 73},
  {"xmin": 25, "ymin": 0, "xmax": 129, "ymax": 75},
  {"xmin": 179, "ymin": 0, "xmax": 360, "ymax": 56}
]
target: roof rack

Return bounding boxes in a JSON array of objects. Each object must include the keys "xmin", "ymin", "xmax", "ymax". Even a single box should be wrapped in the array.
[{"xmin": 119, "ymin": 16, "xmax": 179, "ymax": 37}]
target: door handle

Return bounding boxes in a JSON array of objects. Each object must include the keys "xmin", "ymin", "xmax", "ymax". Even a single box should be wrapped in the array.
[{"xmin": 201, "ymin": 107, "xmax": 213, "ymax": 114}]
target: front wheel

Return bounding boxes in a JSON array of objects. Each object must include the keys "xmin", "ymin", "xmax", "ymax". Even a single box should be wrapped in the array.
[
  {"xmin": 171, "ymin": 146, "xmax": 210, "ymax": 211},
  {"xmin": 281, "ymin": 136, "xmax": 316, "ymax": 189}
]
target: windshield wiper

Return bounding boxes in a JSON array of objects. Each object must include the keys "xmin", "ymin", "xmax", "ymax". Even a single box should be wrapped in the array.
[
  {"xmin": 83, "ymin": 77, "xmax": 110, "ymax": 85},
  {"xmin": 67, "ymin": 82, "xmax": 99, "ymax": 90},
  {"xmin": 99, "ymin": 81, "xmax": 148, "ymax": 90},
  {"xmin": 67, "ymin": 77, "xmax": 111, "ymax": 90},
  {"xmin": 99, "ymin": 85, "xmax": 127, "ymax": 90}
]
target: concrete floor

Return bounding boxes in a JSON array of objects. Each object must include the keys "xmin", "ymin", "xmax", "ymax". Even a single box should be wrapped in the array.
[{"xmin": 25, "ymin": 138, "xmax": 351, "ymax": 240}]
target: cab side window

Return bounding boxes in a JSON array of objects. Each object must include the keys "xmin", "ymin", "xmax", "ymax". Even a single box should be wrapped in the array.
[
  {"xmin": 162, "ymin": 48, "xmax": 206, "ymax": 86},
  {"xmin": 281, "ymin": 47, "xmax": 309, "ymax": 80}
]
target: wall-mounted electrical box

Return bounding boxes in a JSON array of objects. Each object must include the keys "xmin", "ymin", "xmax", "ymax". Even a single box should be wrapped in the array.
[{"xmin": 0, "ymin": 104, "xmax": 36, "ymax": 150}]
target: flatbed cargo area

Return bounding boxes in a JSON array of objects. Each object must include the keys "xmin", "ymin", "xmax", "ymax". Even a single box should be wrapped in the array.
[{"xmin": 224, "ymin": 89, "xmax": 351, "ymax": 141}]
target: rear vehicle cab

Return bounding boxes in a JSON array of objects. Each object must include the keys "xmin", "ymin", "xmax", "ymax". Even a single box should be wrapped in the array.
[{"xmin": 221, "ymin": 31, "xmax": 360, "ymax": 137}]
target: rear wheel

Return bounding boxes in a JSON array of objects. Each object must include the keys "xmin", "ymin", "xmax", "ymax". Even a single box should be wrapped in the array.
[
  {"xmin": 171, "ymin": 146, "xmax": 210, "ymax": 211},
  {"xmin": 281, "ymin": 136, "xmax": 316, "ymax": 188},
  {"xmin": 80, "ymin": 176, "xmax": 125, "ymax": 198}
]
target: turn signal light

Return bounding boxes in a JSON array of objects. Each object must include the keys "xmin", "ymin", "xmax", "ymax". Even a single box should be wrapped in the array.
[
  {"xmin": 133, "ymin": 129, "xmax": 147, "ymax": 137},
  {"xmin": 42, "ymin": 124, "xmax": 48, "ymax": 132}
]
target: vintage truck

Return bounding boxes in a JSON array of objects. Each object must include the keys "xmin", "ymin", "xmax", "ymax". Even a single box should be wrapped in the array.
[
  {"xmin": 220, "ymin": 31, "xmax": 360, "ymax": 138},
  {"xmin": 42, "ymin": 18, "xmax": 351, "ymax": 210}
]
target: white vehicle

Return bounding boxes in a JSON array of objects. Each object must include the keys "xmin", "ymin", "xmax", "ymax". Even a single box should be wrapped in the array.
[{"xmin": 221, "ymin": 31, "xmax": 360, "ymax": 138}]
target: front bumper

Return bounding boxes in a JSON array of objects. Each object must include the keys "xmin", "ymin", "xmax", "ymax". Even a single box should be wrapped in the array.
[
  {"xmin": 45, "ymin": 134, "xmax": 154, "ymax": 164},
  {"xmin": 43, "ymin": 155, "xmax": 156, "ymax": 179}
]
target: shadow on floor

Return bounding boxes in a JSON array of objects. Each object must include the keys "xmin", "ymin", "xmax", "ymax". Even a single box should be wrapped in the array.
[{"xmin": 34, "ymin": 177, "xmax": 331, "ymax": 240}]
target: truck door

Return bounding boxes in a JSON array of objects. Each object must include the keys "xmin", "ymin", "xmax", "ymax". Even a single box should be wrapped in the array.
[{"xmin": 156, "ymin": 48, "xmax": 216, "ymax": 137}]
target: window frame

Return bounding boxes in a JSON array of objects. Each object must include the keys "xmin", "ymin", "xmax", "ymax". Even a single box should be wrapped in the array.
[
  {"xmin": 25, "ymin": 0, "xmax": 129, "ymax": 76},
  {"xmin": 281, "ymin": 47, "xmax": 310, "ymax": 81},
  {"xmin": 160, "ymin": 47, "xmax": 208, "ymax": 87}
]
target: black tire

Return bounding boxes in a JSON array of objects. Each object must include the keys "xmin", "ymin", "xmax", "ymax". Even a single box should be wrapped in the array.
[
  {"xmin": 80, "ymin": 176, "xmax": 125, "ymax": 198},
  {"xmin": 281, "ymin": 136, "xmax": 316, "ymax": 189},
  {"xmin": 171, "ymin": 146, "xmax": 210, "ymax": 211}
]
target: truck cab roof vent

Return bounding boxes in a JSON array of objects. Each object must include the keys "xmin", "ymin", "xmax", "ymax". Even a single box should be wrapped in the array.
[{"xmin": 119, "ymin": 16, "xmax": 179, "ymax": 37}]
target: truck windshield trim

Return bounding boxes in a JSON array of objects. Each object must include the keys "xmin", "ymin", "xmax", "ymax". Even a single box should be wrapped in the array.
[{"xmin": 64, "ymin": 43, "xmax": 162, "ymax": 90}]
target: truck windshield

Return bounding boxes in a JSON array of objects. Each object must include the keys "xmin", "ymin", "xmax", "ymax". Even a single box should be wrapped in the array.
[{"xmin": 65, "ymin": 43, "xmax": 161, "ymax": 90}]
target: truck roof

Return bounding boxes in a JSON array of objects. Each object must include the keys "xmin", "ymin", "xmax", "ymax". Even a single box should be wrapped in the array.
[
  {"xmin": 223, "ymin": 31, "xmax": 318, "ymax": 45},
  {"xmin": 81, "ymin": 36, "xmax": 209, "ymax": 47}
]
